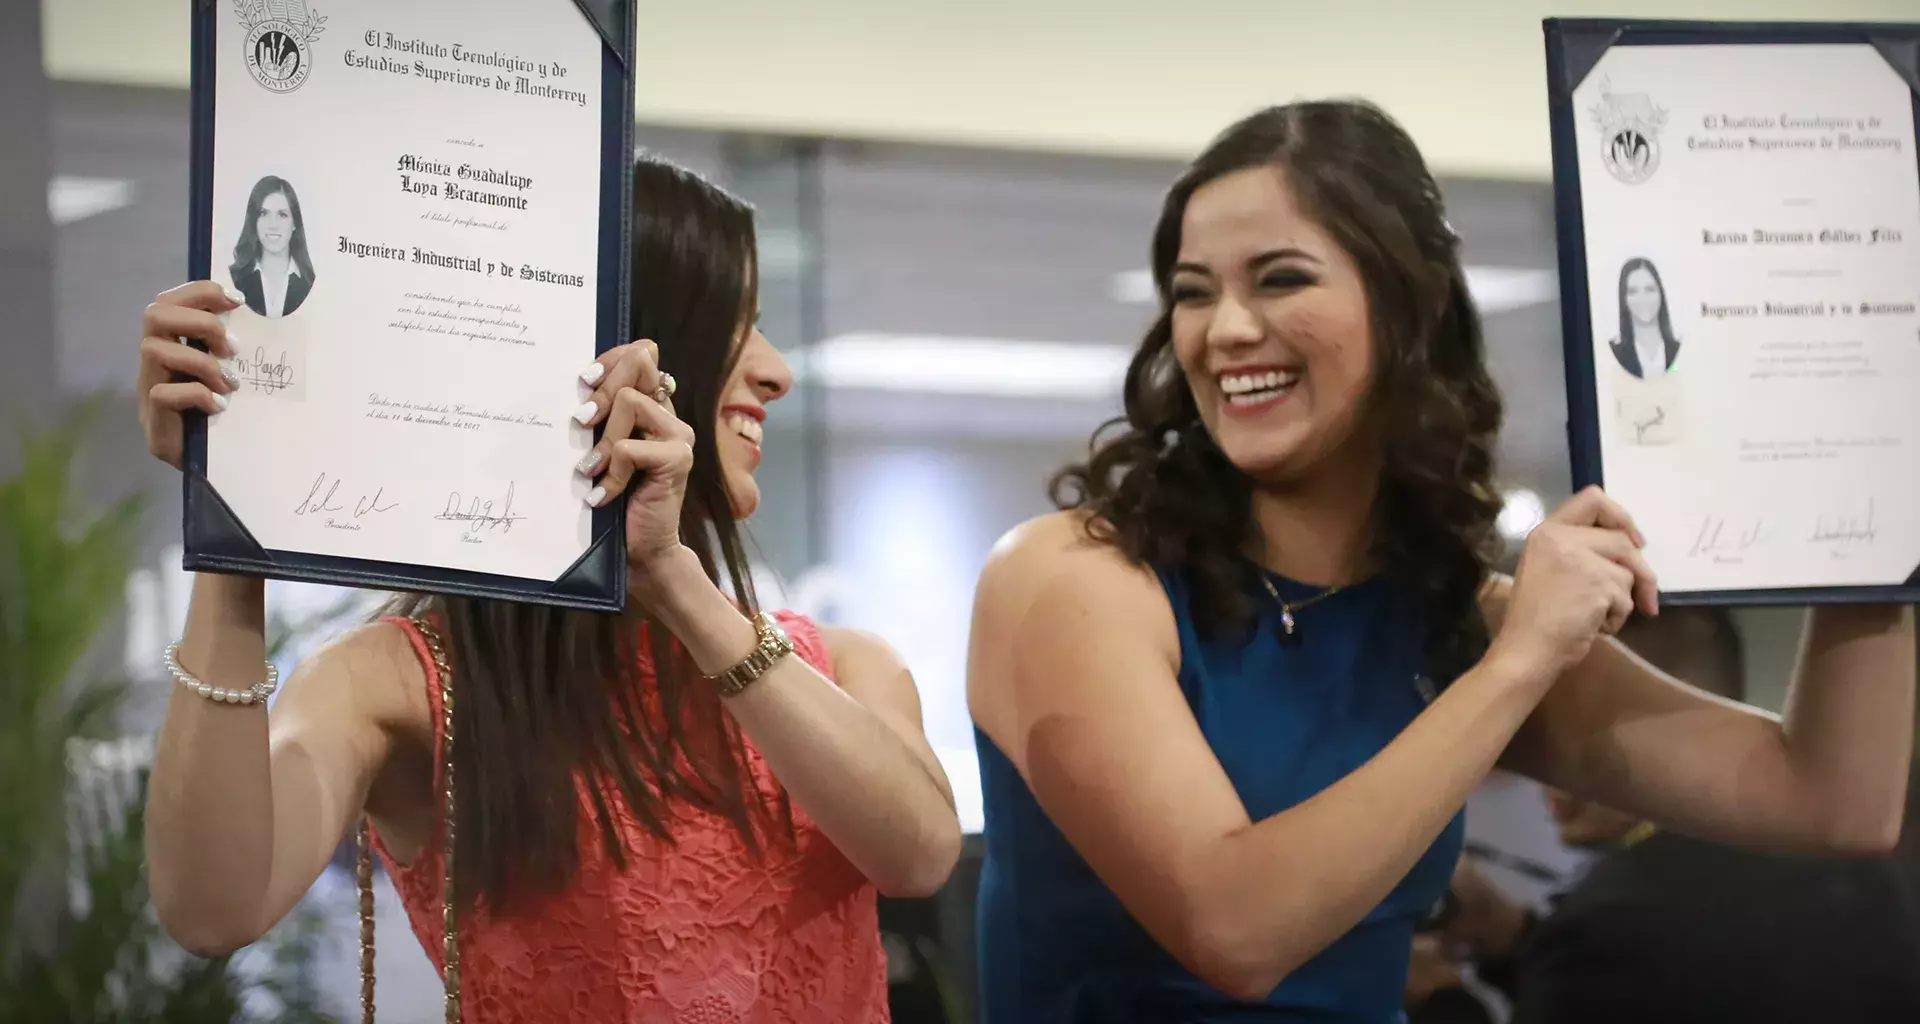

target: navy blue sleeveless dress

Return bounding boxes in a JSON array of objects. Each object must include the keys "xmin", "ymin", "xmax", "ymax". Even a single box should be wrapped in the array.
[{"xmin": 974, "ymin": 567, "xmax": 1466, "ymax": 1022}]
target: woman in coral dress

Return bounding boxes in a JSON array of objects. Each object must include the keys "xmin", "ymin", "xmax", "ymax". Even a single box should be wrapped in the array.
[{"xmin": 136, "ymin": 155, "xmax": 962, "ymax": 1022}]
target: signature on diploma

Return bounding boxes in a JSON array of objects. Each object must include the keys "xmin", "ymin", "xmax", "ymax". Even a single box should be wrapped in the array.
[
  {"xmin": 294, "ymin": 472, "xmax": 398, "ymax": 532},
  {"xmin": 1632, "ymin": 406, "xmax": 1666, "ymax": 445},
  {"xmin": 1687, "ymin": 513, "xmax": 1769, "ymax": 561},
  {"xmin": 232, "ymin": 347, "xmax": 298, "ymax": 395},
  {"xmin": 1808, "ymin": 497, "xmax": 1877, "ymax": 555},
  {"xmin": 436, "ymin": 481, "xmax": 525, "ymax": 541}
]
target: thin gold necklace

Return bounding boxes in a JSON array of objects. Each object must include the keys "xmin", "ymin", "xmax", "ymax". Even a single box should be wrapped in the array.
[{"xmin": 1257, "ymin": 571, "xmax": 1343, "ymax": 645}]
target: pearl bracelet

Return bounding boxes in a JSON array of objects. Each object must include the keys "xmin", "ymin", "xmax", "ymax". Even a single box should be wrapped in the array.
[{"xmin": 165, "ymin": 640, "xmax": 280, "ymax": 706}]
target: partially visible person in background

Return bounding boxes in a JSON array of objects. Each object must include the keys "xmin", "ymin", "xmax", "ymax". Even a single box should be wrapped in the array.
[{"xmin": 1410, "ymin": 605, "xmax": 1920, "ymax": 1024}]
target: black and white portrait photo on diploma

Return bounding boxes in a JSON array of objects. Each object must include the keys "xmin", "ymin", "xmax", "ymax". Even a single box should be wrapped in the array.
[
  {"xmin": 1606, "ymin": 255, "xmax": 1684, "ymax": 447},
  {"xmin": 229, "ymin": 174, "xmax": 316, "ymax": 319}
]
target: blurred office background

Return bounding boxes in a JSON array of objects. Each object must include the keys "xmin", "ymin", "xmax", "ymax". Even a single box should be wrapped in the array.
[{"xmin": 9, "ymin": 0, "xmax": 1920, "ymax": 1021}]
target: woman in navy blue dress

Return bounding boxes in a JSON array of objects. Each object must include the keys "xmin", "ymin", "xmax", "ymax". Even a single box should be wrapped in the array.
[{"xmin": 967, "ymin": 100, "xmax": 1915, "ymax": 1022}]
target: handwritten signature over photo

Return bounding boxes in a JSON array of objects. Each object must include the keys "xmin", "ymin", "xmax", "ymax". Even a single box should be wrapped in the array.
[{"xmin": 226, "ymin": 347, "xmax": 298, "ymax": 395}]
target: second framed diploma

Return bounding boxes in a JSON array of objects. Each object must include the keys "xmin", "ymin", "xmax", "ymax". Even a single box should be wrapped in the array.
[
  {"xmin": 183, "ymin": 0, "xmax": 635, "ymax": 610},
  {"xmin": 1546, "ymin": 19, "xmax": 1920, "ymax": 604}
]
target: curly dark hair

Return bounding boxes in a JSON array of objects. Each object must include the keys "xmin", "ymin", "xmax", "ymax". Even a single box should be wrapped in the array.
[{"xmin": 1050, "ymin": 100, "xmax": 1505, "ymax": 685}]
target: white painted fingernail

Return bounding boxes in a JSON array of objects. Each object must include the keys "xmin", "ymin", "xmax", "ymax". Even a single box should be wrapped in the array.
[
  {"xmin": 584, "ymin": 485, "xmax": 606, "ymax": 507},
  {"xmin": 223, "ymin": 285, "xmax": 245, "ymax": 306},
  {"xmin": 221, "ymin": 367, "xmax": 241, "ymax": 390},
  {"xmin": 572, "ymin": 401, "xmax": 598, "ymax": 425},
  {"xmin": 212, "ymin": 393, "xmax": 230, "ymax": 412},
  {"xmin": 575, "ymin": 449, "xmax": 603, "ymax": 475},
  {"xmin": 580, "ymin": 363, "xmax": 605, "ymax": 385}
]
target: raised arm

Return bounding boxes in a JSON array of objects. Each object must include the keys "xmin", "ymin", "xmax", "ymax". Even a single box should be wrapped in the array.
[
  {"xmin": 967, "ymin": 504, "xmax": 1644, "ymax": 1001},
  {"xmin": 1501, "ymin": 594, "xmax": 1914, "ymax": 854},
  {"xmin": 567, "ymin": 332, "xmax": 960, "ymax": 900},
  {"xmin": 138, "ymin": 282, "xmax": 426, "ymax": 956},
  {"xmin": 634, "ymin": 548, "xmax": 961, "ymax": 898},
  {"xmin": 145, "ymin": 577, "xmax": 425, "ymax": 957}
]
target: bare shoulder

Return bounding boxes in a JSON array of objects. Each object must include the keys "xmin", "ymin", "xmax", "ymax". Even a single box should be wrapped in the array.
[
  {"xmin": 979, "ymin": 509, "xmax": 1163, "ymax": 604},
  {"xmin": 970, "ymin": 510, "xmax": 1180, "ymax": 733},
  {"xmin": 276, "ymin": 618, "xmax": 432, "ymax": 742}
]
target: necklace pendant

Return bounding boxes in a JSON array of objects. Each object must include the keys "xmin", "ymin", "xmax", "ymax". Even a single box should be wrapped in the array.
[{"xmin": 1276, "ymin": 608, "xmax": 1301, "ymax": 646}]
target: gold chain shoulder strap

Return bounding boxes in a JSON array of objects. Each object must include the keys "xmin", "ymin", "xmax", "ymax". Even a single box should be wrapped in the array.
[{"xmin": 358, "ymin": 615, "xmax": 461, "ymax": 1024}]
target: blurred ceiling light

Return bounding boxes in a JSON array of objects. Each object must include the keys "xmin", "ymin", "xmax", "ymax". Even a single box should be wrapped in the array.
[
  {"xmin": 49, "ymin": 175, "xmax": 135, "ymax": 226},
  {"xmin": 1109, "ymin": 265, "xmax": 1559, "ymax": 315},
  {"xmin": 789, "ymin": 333, "xmax": 1128, "ymax": 400},
  {"xmin": 1463, "ymin": 266, "xmax": 1561, "ymax": 314},
  {"xmin": 1497, "ymin": 487, "xmax": 1547, "ymax": 542}
]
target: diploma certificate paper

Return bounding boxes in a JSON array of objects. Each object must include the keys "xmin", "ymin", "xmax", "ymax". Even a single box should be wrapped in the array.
[
  {"xmin": 1547, "ymin": 20, "xmax": 1920, "ymax": 604},
  {"xmin": 183, "ymin": 0, "xmax": 635, "ymax": 610}
]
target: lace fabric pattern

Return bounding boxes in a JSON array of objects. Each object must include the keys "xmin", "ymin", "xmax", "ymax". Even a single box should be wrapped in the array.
[{"xmin": 369, "ymin": 611, "xmax": 889, "ymax": 1024}]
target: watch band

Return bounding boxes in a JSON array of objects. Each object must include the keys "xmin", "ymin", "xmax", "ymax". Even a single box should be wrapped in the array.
[{"xmin": 709, "ymin": 611, "xmax": 794, "ymax": 697}]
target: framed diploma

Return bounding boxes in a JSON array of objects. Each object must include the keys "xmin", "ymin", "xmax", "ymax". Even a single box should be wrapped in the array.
[
  {"xmin": 183, "ymin": 0, "xmax": 635, "ymax": 611},
  {"xmin": 1545, "ymin": 19, "xmax": 1920, "ymax": 605}
]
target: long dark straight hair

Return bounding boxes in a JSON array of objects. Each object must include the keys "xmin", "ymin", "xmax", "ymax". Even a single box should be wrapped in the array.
[
  {"xmin": 228, "ymin": 175, "xmax": 315, "ymax": 283},
  {"xmin": 1616, "ymin": 256, "xmax": 1677, "ymax": 348},
  {"xmin": 1051, "ymin": 101, "xmax": 1505, "ymax": 685},
  {"xmin": 382, "ymin": 154, "xmax": 786, "ymax": 916}
]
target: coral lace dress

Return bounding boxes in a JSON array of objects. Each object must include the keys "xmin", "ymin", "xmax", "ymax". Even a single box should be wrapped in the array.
[{"xmin": 368, "ymin": 611, "xmax": 890, "ymax": 1023}]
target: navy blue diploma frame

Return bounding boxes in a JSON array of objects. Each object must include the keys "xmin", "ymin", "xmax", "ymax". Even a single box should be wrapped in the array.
[
  {"xmin": 183, "ymin": 0, "xmax": 635, "ymax": 612},
  {"xmin": 1544, "ymin": 18, "xmax": 1920, "ymax": 606}
]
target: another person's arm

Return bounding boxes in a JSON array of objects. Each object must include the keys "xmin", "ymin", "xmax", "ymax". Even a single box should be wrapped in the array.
[
  {"xmin": 966, "ymin": 491, "xmax": 1647, "ymax": 1000},
  {"xmin": 1500, "ymin": 600, "xmax": 1914, "ymax": 853}
]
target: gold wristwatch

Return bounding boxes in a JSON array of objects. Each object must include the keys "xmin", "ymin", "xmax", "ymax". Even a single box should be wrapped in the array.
[{"xmin": 709, "ymin": 611, "xmax": 794, "ymax": 697}]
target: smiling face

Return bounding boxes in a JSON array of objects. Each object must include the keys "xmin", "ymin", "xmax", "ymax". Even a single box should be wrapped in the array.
[
  {"xmin": 255, "ymin": 191, "xmax": 293, "ymax": 257},
  {"xmin": 713, "ymin": 321, "xmax": 792, "ymax": 519},
  {"xmin": 1167, "ymin": 167, "xmax": 1378, "ymax": 483},
  {"xmin": 1624, "ymin": 265, "xmax": 1663, "ymax": 326}
]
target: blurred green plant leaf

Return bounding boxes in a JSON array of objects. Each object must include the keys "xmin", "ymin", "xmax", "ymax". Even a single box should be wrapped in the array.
[{"xmin": 0, "ymin": 399, "xmax": 338, "ymax": 1023}]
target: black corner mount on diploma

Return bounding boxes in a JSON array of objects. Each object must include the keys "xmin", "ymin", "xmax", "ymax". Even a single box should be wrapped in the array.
[
  {"xmin": 182, "ymin": 466, "xmax": 273, "ymax": 564},
  {"xmin": 1871, "ymin": 36, "xmax": 1920, "ymax": 95},
  {"xmin": 1543, "ymin": 20, "xmax": 1623, "ymax": 96},
  {"xmin": 568, "ymin": 0, "xmax": 628, "ymax": 69},
  {"xmin": 548, "ymin": 522, "xmax": 626, "ymax": 602}
]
